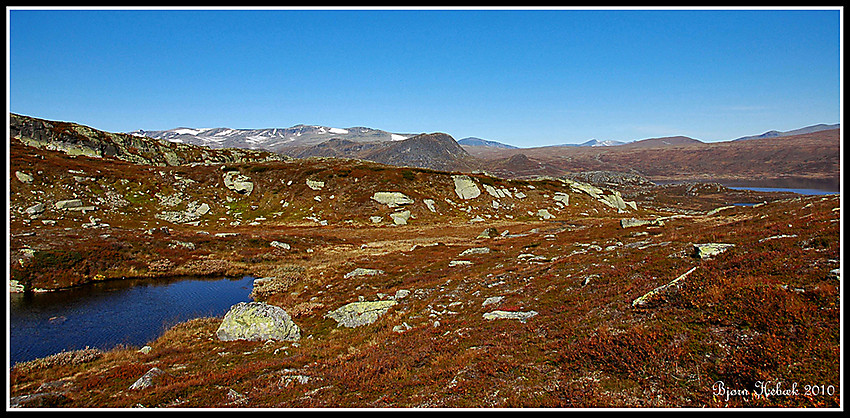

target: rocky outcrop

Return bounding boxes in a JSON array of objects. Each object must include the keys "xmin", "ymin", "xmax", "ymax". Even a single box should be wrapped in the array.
[
  {"xmin": 11, "ymin": 113, "xmax": 284, "ymax": 167},
  {"xmin": 216, "ymin": 302, "xmax": 301, "ymax": 342},
  {"xmin": 325, "ymin": 300, "xmax": 397, "ymax": 328}
]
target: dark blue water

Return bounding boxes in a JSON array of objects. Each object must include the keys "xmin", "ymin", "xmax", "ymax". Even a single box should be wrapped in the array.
[
  {"xmin": 726, "ymin": 186, "xmax": 839, "ymax": 196},
  {"xmin": 8, "ymin": 275, "xmax": 255, "ymax": 365}
]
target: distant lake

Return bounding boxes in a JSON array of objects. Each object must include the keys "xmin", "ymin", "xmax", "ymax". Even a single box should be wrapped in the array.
[
  {"xmin": 726, "ymin": 186, "xmax": 838, "ymax": 196},
  {"xmin": 654, "ymin": 178, "xmax": 839, "ymax": 195},
  {"xmin": 8, "ymin": 275, "xmax": 255, "ymax": 366}
]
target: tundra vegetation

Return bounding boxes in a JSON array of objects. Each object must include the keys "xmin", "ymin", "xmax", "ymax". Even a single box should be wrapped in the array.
[{"xmin": 8, "ymin": 114, "xmax": 841, "ymax": 408}]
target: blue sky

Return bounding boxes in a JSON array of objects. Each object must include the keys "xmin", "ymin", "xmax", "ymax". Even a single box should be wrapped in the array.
[{"xmin": 7, "ymin": 7, "xmax": 842, "ymax": 147}]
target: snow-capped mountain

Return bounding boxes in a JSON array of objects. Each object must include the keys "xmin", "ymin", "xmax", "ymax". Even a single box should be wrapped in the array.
[{"xmin": 129, "ymin": 124, "xmax": 413, "ymax": 154}]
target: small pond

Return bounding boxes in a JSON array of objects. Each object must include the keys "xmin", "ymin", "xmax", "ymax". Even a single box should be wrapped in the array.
[{"xmin": 8, "ymin": 275, "xmax": 255, "ymax": 366}]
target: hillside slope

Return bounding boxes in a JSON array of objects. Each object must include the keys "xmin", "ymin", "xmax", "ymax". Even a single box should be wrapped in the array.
[{"xmin": 8, "ymin": 114, "xmax": 841, "ymax": 409}]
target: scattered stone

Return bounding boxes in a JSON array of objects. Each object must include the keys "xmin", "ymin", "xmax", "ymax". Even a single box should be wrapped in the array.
[
  {"xmin": 620, "ymin": 218, "xmax": 664, "ymax": 228},
  {"xmin": 828, "ymin": 268, "xmax": 840, "ymax": 281},
  {"xmin": 483, "ymin": 310, "xmax": 538, "ymax": 322},
  {"xmin": 453, "ymin": 175, "xmax": 481, "ymax": 200},
  {"xmin": 223, "ymin": 171, "xmax": 254, "ymax": 195},
  {"xmin": 271, "ymin": 241, "xmax": 291, "ymax": 250},
  {"xmin": 693, "ymin": 243, "xmax": 735, "ymax": 259},
  {"xmin": 138, "ymin": 346, "xmax": 152, "ymax": 354},
  {"xmin": 449, "ymin": 260, "xmax": 473, "ymax": 267},
  {"xmin": 553, "ymin": 192, "xmax": 570, "ymax": 205},
  {"xmin": 129, "ymin": 367, "xmax": 165, "ymax": 390},
  {"xmin": 632, "ymin": 266, "xmax": 699, "ymax": 308},
  {"xmin": 370, "ymin": 216, "xmax": 384, "ymax": 224},
  {"xmin": 25, "ymin": 203, "xmax": 45, "ymax": 216},
  {"xmin": 394, "ymin": 289, "xmax": 410, "ymax": 299},
  {"xmin": 599, "ymin": 192, "xmax": 629, "ymax": 211},
  {"xmin": 55, "ymin": 199, "xmax": 84, "ymax": 210},
  {"xmin": 15, "ymin": 171, "xmax": 34, "ymax": 184},
  {"xmin": 514, "ymin": 192, "xmax": 527, "ymax": 199},
  {"xmin": 758, "ymin": 234, "xmax": 798, "ymax": 243},
  {"xmin": 390, "ymin": 210, "xmax": 411, "ymax": 225},
  {"xmin": 325, "ymin": 300, "xmax": 397, "ymax": 328},
  {"xmin": 216, "ymin": 302, "xmax": 301, "ymax": 342},
  {"xmin": 392, "ymin": 322, "xmax": 413, "ymax": 333},
  {"xmin": 371, "ymin": 192, "xmax": 414, "ymax": 207},
  {"xmin": 482, "ymin": 296, "xmax": 504, "ymax": 307},
  {"xmin": 306, "ymin": 179, "xmax": 325, "ymax": 191},
  {"xmin": 423, "ymin": 199, "xmax": 437, "ymax": 213},
  {"xmin": 477, "ymin": 227, "xmax": 499, "ymax": 239},
  {"xmin": 344, "ymin": 268, "xmax": 384, "ymax": 279},
  {"xmin": 460, "ymin": 247, "xmax": 490, "ymax": 256},
  {"xmin": 537, "ymin": 209, "xmax": 555, "ymax": 220},
  {"xmin": 706, "ymin": 206, "xmax": 735, "ymax": 216}
]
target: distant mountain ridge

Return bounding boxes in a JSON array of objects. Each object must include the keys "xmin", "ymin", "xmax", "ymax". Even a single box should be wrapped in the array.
[
  {"xmin": 130, "ymin": 124, "xmax": 414, "ymax": 154},
  {"xmin": 458, "ymin": 137, "xmax": 518, "ymax": 149},
  {"xmin": 733, "ymin": 123, "xmax": 840, "ymax": 141},
  {"xmin": 293, "ymin": 132, "xmax": 477, "ymax": 172}
]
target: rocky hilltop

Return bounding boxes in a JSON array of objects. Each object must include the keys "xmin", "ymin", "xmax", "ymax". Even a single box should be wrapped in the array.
[
  {"xmin": 11, "ymin": 113, "xmax": 285, "ymax": 167},
  {"xmin": 291, "ymin": 132, "xmax": 479, "ymax": 172},
  {"xmin": 8, "ymin": 114, "xmax": 841, "ymax": 409}
]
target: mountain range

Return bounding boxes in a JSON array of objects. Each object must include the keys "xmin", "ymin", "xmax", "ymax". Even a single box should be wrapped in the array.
[
  {"xmin": 732, "ymin": 123, "xmax": 841, "ymax": 141},
  {"xmin": 130, "ymin": 125, "xmax": 415, "ymax": 154}
]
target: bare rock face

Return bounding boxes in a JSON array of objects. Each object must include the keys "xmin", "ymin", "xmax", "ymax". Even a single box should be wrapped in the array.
[{"xmin": 216, "ymin": 302, "xmax": 300, "ymax": 342}]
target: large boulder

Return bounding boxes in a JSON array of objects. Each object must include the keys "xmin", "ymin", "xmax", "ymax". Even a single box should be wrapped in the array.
[
  {"xmin": 483, "ymin": 310, "xmax": 538, "ymax": 322},
  {"xmin": 223, "ymin": 171, "xmax": 254, "ymax": 195},
  {"xmin": 371, "ymin": 192, "xmax": 414, "ymax": 208},
  {"xmin": 693, "ymin": 243, "xmax": 735, "ymax": 259},
  {"xmin": 325, "ymin": 300, "xmax": 397, "ymax": 328},
  {"xmin": 390, "ymin": 210, "xmax": 412, "ymax": 225},
  {"xmin": 452, "ymin": 175, "xmax": 481, "ymax": 200},
  {"xmin": 216, "ymin": 302, "xmax": 300, "ymax": 342}
]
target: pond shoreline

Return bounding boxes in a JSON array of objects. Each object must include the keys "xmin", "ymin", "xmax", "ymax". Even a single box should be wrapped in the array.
[{"xmin": 9, "ymin": 275, "xmax": 256, "ymax": 365}]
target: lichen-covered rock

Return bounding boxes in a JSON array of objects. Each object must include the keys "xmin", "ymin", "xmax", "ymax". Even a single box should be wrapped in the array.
[
  {"xmin": 325, "ymin": 300, "xmax": 397, "ymax": 328},
  {"xmin": 693, "ymin": 243, "xmax": 735, "ymax": 259},
  {"xmin": 55, "ymin": 199, "xmax": 84, "ymax": 210},
  {"xmin": 553, "ymin": 192, "xmax": 569, "ymax": 205},
  {"xmin": 344, "ymin": 268, "xmax": 384, "ymax": 279},
  {"xmin": 223, "ymin": 171, "xmax": 254, "ymax": 195},
  {"xmin": 129, "ymin": 367, "xmax": 165, "ymax": 390},
  {"xmin": 390, "ymin": 210, "xmax": 411, "ymax": 225},
  {"xmin": 483, "ymin": 310, "xmax": 538, "ymax": 322},
  {"xmin": 632, "ymin": 266, "xmax": 699, "ymax": 308},
  {"xmin": 453, "ymin": 175, "xmax": 480, "ymax": 200},
  {"xmin": 620, "ymin": 218, "xmax": 664, "ymax": 228},
  {"xmin": 15, "ymin": 171, "xmax": 34, "ymax": 184},
  {"xmin": 537, "ymin": 209, "xmax": 555, "ymax": 219},
  {"xmin": 216, "ymin": 302, "xmax": 300, "ymax": 342},
  {"xmin": 306, "ymin": 179, "xmax": 325, "ymax": 191},
  {"xmin": 371, "ymin": 192, "xmax": 414, "ymax": 207}
]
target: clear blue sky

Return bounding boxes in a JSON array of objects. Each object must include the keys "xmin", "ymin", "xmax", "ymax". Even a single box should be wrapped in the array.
[{"xmin": 7, "ymin": 7, "xmax": 842, "ymax": 147}]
